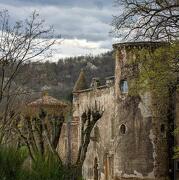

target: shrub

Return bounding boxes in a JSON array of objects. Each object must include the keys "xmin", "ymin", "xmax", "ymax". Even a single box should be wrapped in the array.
[{"xmin": 0, "ymin": 146, "xmax": 27, "ymax": 180}]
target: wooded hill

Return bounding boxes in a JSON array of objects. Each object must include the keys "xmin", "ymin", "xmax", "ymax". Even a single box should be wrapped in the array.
[{"xmin": 16, "ymin": 51, "xmax": 114, "ymax": 101}]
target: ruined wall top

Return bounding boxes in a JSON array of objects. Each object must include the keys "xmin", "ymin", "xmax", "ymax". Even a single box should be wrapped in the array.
[
  {"xmin": 73, "ymin": 76, "xmax": 115, "ymax": 94},
  {"xmin": 113, "ymin": 41, "xmax": 168, "ymax": 50}
]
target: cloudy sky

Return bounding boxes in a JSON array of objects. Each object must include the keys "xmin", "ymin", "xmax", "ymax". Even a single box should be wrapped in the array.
[{"xmin": 0, "ymin": 0, "xmax": 119, "ymax": 61}]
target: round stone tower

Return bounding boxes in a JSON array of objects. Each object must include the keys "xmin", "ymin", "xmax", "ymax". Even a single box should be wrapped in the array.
[{"xmin": 112, "ymin": 42, "xmax": 170, "ymax": 180}]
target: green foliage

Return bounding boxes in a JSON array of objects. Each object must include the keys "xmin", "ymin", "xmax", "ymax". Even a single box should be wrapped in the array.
[
  {"xmin": 129, "ymin": 43, "xmax": 179, "ymax": 97},
  {"xmin": 127, "ymin": 43, "xmax": 179, "ymax": 159},
  {"xmin": 0, "ymin": 146, "xmax": 28, "ymax": 180},
  {"xmin": 127, "ymin": 43, "xmax": 179, "ymax": 118},
  {"xmin": 174, "ymin": 128, "xmax": 179, "ymax": 159},
  {"xmin": 22, "ymin": 153, "xmax": 64, "ymax": 180},
  {"xmin": 174, "ymin": 146, "xmax": 179, "ymax": 159},
  {"xmin": 19, "ymin": 152, "xmax": 83, "ymax": 180},
  {"xmin": 0, "ymin": 147, "xmax": 83, "ymax": 180}
]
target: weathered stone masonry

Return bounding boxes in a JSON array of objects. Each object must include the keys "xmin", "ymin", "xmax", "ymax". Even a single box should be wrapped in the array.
[{"xmin": 72, "ymin": 42, "xmax": 174, "ymax": 180}]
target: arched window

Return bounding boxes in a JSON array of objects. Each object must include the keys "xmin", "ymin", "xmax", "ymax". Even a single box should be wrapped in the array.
[
  {"xmin": 120, "ymin": 80, "xmax": 128, "ymax": 93},
  {"xmin": 120, "ymin": 124, "xmax": 126, "ymax": 134}
]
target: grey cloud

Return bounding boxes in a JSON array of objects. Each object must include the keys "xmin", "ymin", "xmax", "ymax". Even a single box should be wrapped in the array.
[
  {"xmin": 0, "ymin": 4, "xmax": 114, "ymax": 42},
  {"xmin": 1, "ymin": 0, "xmax": 113, "ymax": 9},
  {"xmin": 0, "ymin": 0, "xmax": 116, "ymax": 51}
]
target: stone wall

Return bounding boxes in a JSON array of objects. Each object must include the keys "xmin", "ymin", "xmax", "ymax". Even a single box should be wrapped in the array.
[
  {"xmin": 175, "ymin": 88, "xmax": 179, "ymax": 179},
  {"xmin": 114, "ymin": 47, "xmax": 152, "ymax": 179},
  {"xmin": 72, "ymin": 42, "xmax": 171, "ymax": 180},
  {"xmin": 58, "ymin": 118, "xmax": 79, "ymax": 164},
  {"xmin": 73, "ymin": 85, "xmax": 115, "ymax": 180},
  {"xmin": 113, "ymin": 45, "xmax": 169, "ymax": 180}
]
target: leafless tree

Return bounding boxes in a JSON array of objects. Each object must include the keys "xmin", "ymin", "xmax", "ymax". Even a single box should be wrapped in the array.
[
  {"xmin": 16, "ymin": 100, "xmax": 103, "ymax": 179},
  {"xmin": 71, "ymin": 101, "xmax": 104, "ymax": 178},
  {"xmin": 16, "ymin": 109, "xmax": 65, "ymax": 163},
  {"xmin": 112, "ymin": 0, "xmax": 179, "ymax": 41},
  {"xmin": 0, "ymin": 10, "xmax": 55, "ymax": 144}
]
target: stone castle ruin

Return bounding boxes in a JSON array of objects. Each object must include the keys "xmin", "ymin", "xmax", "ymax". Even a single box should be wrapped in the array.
[{"xmin": 72, "ymin": 42, "xmax": 179, "ymax": 180}]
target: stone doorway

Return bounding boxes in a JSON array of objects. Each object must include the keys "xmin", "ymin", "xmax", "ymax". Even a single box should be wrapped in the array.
[
  {"xmin": 94, "ymin": 157, "xmax": 98, "ymax": 180},
  {"xmin": 104, "ymin": 153, "xmax": 114, "ymax": 180},
  {"xmin": 104, "ymin": 153, "xmax": 109, "ymax": 180}
]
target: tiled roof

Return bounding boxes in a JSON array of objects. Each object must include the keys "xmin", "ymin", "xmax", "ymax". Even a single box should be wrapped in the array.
[{"xmin": 28, "ymin": 94, "xmax": 67, "ymax": 107}]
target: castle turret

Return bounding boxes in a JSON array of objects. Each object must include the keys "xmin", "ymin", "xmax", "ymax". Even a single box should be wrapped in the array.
[{"xmin": 73, "ymin": 69, "xmax": 87, "ymax": 92}]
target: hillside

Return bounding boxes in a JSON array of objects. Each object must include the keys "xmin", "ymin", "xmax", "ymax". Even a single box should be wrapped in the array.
[{"xmin": 17, "ymin": 51, "xmax": 115, "ymax": 101}]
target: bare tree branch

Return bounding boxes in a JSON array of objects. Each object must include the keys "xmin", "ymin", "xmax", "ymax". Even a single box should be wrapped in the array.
[
  {"xmin": 0, "ymin": 9, "xmax": 56, "ymax": 144},
  {"xmin": 112, "ymin": 0, "xmax": 179, "ymax": 41}
]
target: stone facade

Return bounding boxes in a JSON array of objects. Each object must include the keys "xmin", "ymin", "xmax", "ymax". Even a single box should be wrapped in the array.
[
  {"xmin": 73, "ymin": 80, "xmax": 115, "ymax": 180},
  {"xmin": 72, "ymin": 42, "xmax": 176, "ymax": 180},
  {"xmin": 58, "ymin": 116, "xmax": 79, "ymax": 164},
  {"xmin": 175, "ymin": 87, "xmax": 179, "ymax": 179}
]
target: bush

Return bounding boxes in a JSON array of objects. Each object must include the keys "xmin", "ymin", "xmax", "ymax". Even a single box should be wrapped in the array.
[
  {"xmin": 0, "ymin": 146, "xmax": 27, "ymax": 180},
  {"xmin": 0, "ymin": 147, "xmax": 83, "ymax": 180},
  {"xmin": 24, "ymin": 153, "xmax": 64, "ymax": 180}
]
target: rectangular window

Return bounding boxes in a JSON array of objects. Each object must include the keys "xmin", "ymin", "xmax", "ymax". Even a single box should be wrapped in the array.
[{"xmin": 120, "ymin": 80, "xmax": 128, "ymax": 93}]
